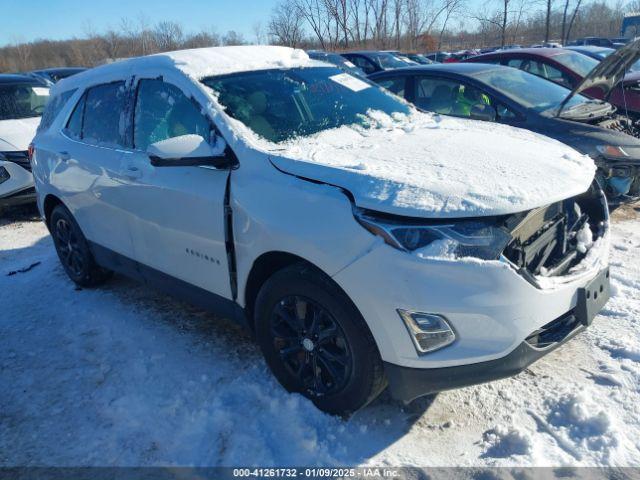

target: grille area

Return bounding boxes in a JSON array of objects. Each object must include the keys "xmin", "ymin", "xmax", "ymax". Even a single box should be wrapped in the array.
[
  {"xmin": 502, "ymin": 185, "xmax": 607, "ymax": 278},
  {"xmin": 1, "ymin": 151, "xmax": 31, "ymax": 172}
]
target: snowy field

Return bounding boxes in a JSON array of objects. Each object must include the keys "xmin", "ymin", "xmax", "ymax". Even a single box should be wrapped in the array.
[{"xmin": 1, "ymin": 204, "xmax": 639, "ymax": 467}]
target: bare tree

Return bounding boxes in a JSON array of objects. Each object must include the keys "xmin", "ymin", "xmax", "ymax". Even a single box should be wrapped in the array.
[
  {"xmin": 153, "ymin": 21, "xmax": 184, "ymax": 52},
  {"xmin": 269, "ymin": 0, "xmax": 306, "ymax": 47}
]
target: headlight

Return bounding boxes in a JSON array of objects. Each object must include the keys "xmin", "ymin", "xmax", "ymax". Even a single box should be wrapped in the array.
[
  {"xmin": 0, "ymin": 166, "xmax": 9, "ymax": 185},
  {"xmin": 596, "ymin": 145, "xmax": 629, "ymax": 158},
  {"xmin": 355, "ymin": 209, "xmax": 512, "ymax": 260}
]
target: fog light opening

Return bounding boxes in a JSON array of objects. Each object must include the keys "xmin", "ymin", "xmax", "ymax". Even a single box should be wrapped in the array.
[{"xmin": 398, "ymin": 310, "xmax": 456, "ymax": 354}]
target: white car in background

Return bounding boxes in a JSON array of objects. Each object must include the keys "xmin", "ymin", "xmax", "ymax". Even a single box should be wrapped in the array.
[
  {"xmin": 31, "ymin": 46, "xmax": 611, "ymax": 414},
  {"xmin": 0, "ymin": 74, "xmax": 49, "ymax": 212}
]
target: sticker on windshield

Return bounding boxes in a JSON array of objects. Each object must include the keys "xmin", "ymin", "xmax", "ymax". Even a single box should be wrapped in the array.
[
  {"xmin": 344, "ymin": 61, "xmax": 357, "ymax": 68},
  {"xmin": 329, "ymin": 73, "xmax": 370, "ymax": 92},
  {"xmin": 32, "ymin": 87, "xmax": 50, "ymax": 96}
]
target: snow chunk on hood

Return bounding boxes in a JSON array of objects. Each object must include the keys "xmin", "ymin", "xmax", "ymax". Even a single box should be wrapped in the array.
[{"xmin": 265, "ymin": 111, "xmax": 596, "ymax": 218}]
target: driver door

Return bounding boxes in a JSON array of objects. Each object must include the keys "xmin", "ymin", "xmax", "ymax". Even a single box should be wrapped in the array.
[{"xmin": 120, "ymin": 76, "xmax": 233, "ymax": 299}]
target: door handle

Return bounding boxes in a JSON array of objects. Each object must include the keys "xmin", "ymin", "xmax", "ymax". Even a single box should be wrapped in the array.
[{"xmin": 58, "ymin": 151, "xmax": 70, "ymax": 161}]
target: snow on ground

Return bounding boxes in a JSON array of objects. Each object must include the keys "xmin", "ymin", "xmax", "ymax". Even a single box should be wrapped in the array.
[{"xmin": 1, "ymin": 205, "xmax": 640, "ymax": 467}]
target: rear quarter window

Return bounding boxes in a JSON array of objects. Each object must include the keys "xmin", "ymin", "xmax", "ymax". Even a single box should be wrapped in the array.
[{"xmin": 38, "ymin": 88, "xmax": 77, "ymax": 133}]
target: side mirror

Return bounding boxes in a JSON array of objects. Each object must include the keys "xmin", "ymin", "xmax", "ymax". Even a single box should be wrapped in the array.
[
  {"xmin": 147, "ymin": 134, "xmax": 232, "ymax": 168},
  {"xmin": 469, "ymin": 103, "xmax": 497, "ymax": 122}
]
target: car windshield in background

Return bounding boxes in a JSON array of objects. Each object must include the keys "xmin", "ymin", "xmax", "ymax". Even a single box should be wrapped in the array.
[
  {"xmin": 374, "ymin": 53, "xmax": 413, "ymax": 69},
  {"xmin": 552, "ymin": 51, "xmax": 599, "ymax": 77},
  {"xmin": 202, "ymin": 67, "xmax": 410, "ymax": 143},
  {"xmin": 0, "ymin": 83, "xmax": 49, "ymax": 120},
  {"xmin": 472, "ymin": 67, "xmax": 589, "ymax": 114}
]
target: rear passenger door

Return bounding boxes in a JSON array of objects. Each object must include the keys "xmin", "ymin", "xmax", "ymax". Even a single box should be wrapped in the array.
[
  {"xmin": 60, "ymin": 80, "xmax": 137, "ymax": 259},
  {"xmin": 120, "ymin": 75, "xmax": 233, "ymax": 299}
]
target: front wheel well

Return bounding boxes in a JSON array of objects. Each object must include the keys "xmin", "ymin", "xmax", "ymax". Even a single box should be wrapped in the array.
[{"xmin": 244, "ymin": 252, "xmax": 327, "ymax": 329}]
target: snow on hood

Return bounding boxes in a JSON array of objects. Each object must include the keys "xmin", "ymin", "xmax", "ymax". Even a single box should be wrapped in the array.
[
  {"xmin": 263, "ymin": 112, "xmax": 596, "ymax": 218},
  {"xmin": 0, "ymin": 117, "xmax": 40, "ymax": 151}
]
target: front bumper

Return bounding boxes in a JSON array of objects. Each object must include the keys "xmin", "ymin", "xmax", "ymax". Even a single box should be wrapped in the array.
[
  {"xmin": 0, "ymin": 160, "xmax": 35, "ymax": 207},
  {"xmin": 334, "ymin": 238, "xmax": 609, "ymax": 368},
  {"xmin": 0, "ymin": 186, "xmax": 36, "ymax": 208}
]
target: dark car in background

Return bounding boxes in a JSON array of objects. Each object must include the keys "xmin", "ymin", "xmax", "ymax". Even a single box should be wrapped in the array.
[
  {"xmin": 306, "ymin": 50, "xmax": 366, "ymax": 77},
  {"xmin": 565, "ymin": 46, "xmax": 615, "ymax": 61},
  {"xmin": 464, "ymin": 44, "xmax": 640, "ymax": 119},
  {"xmin": 29, "ymin": 67, "xmax": 86, "ymax": 85},
  {"xmin": 339, "ymin": 51, "xmax": 414, "ymax": 75},
  {"xmin": 369, "ymin": 62, "xmax": 640, "ymax": 203},
  {"xmin": 425, "ymin": 51, "xmax": 451, "ymax": 62},
  {"xmin": 401, "ymin": 53, "xmax": 434, "ymax": 64},
  {"xmin": 569, "ymin": 37, "xmax": 616, "ymax": 48}
]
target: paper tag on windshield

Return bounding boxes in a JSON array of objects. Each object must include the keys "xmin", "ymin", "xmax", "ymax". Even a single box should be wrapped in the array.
[
  {"xmin": 32, "ymin": 87, "xmax": 49, "ymax": 96},
  {"xmin": 344, "ymin": 61, "xmax": 357, "ymax": 68},
  {"xmin": 329, "ymin": 73, "xmax": 370, "ymax": 92}
]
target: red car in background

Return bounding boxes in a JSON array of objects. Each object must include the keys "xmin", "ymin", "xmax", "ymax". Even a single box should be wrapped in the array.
[{"xmin": 464, "ymin": 47, "xmax": 640, "ymax": 119}]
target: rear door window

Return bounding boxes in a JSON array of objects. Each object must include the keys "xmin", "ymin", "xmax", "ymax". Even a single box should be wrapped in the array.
[
  {"xmin": 82, "ymin": 82, "xmax": 127, "ymax": 147},
  {"xmin": 133, "ymin": 79, "xmax": 210, "ymax": 151}
]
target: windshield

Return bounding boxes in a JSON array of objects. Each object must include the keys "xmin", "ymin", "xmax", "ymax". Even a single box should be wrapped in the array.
[
  {"xmin": 552, "ymin": 51, "xmax": 599, "ymax": 77},
  {"xmin": 473, "ymin": 67, "xmax": 589, "ymax": 114},
  {"xmin": 0, "ymin": 83, "xmax": 50, "ymax": 120},
  {"xmin": 202, "ymin": 67, "xmax": 410, "ymax": 143}
]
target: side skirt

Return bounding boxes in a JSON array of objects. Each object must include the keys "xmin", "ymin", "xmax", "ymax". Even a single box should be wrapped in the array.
[{"xmin": 89, "ymin": 241, "xmax": 248, "ymax": 327}]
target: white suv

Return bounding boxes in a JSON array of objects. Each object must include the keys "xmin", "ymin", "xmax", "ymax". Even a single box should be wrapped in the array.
[
  {"xmin": 32, "ymin": 46, "xmax": 611, "ymax": 414},
  {"xmin": 1, "ymin": 74, "xmax": 50, "ymax": 212}
]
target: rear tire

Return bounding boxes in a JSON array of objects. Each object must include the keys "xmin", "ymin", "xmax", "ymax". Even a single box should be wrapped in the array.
[
  {"xmin": 49, "ymin": 205, "xmax": 112, "ymax": 287},
  {"xmin": 254, "ymin": 263, "xmax": 386, "ymax": 415}
]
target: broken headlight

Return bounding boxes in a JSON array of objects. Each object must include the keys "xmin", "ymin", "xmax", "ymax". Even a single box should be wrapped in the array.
[{"xmin": 355, "ymin": 209, "xmax": 512, "ymax": 260}]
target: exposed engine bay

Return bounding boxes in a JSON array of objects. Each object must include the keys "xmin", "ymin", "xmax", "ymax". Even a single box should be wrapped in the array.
[
  {"xmin": 502, "ymin": 183, "xmax": 608, "ymax": 281},
  {"xmin": 597, "ymin": 114, "xmax": 640, "ymax": 138}
]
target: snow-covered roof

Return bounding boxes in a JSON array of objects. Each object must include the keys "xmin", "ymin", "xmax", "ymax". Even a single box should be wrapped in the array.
[{"xmin": 56, "ymin": 46, "xmax": 322, "ymax": 92}]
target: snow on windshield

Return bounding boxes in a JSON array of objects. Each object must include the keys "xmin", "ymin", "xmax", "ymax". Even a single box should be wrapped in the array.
[{"xmin": 201, "ymin": 67, "xmax": 410, "ymax": 143}]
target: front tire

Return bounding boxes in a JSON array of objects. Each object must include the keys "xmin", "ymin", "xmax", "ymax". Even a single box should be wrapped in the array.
[
  {"xmin": 50, "ymin": 205, "xmax": 112, "ymax": 287},
  {"xmin": 254, "ymin": 263, "xmax": 386, "ymax": 415}
]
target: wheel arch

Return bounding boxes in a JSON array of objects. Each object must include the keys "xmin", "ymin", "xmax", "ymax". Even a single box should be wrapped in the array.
[{"xmin": 43, "ymin": 194, "xmax": 65, "ymax": 229}]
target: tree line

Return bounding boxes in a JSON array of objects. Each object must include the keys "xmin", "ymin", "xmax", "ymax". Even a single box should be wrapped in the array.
[
  {"xmin": 269, "ymin": 0, "xmax": 630, "ymax": 50},
  {"xmin": 0, "ymin": 18, "xmax": 247, "ymax": 72},
  {"xmin": 0, "ymin": 1, "xmax": 633, "ymax": 73}
]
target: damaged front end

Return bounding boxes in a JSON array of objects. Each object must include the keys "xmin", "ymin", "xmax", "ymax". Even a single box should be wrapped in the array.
[
  {"xmin": 502, "ymin": 182, "xmax": 609, "ymax": 287},
  {"xmin": 562, "ymin": 111, "xmax": 640, "ymax": 202}
]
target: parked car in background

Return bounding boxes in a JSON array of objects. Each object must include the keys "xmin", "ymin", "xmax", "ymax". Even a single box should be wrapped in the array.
[
  {"xmin": 32, "ymin": 46, "xmax": 610, "ymax": 414},
  {"xmin": 464, "ymin": 42, "xmax": 640, "ymax": 119},
  {"xmin": 370, "ymin": 62, "xmax": 640, "ymax": 203},
  {"xmin": 340, "ymin": 50, "xmax": 414, "ymax": 74},
  {"xmin": 565, "ymin": 46, "xmax": 614, "ymax": 61},
  {"xmin": 443, "ymin": 50, "xmax": 479, "ymax": 62},
  {"xmin": 425, "ymin": 51, "xmax": 452, "ymax": 62},
  {"xmin": 306, "ymin": 50, "xmax": 366, "ymax": 77},
  {"xmin": 30, "ymin": 67, "xmax": 87, "ymax": 85},
  {"xmin": 611, "ymin": 37, "xmax": 631, "ymax": 48},
  {"xmin": 400, "ymin": 53, "xmax": 434, "ymax": 64},
  {"xmin": 569, "ymin": 37, "xmax": 616, "ymax": 48},
  {"xmin": 0, "ymin": 74, "xmax": 50, "ymax": 211}
]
